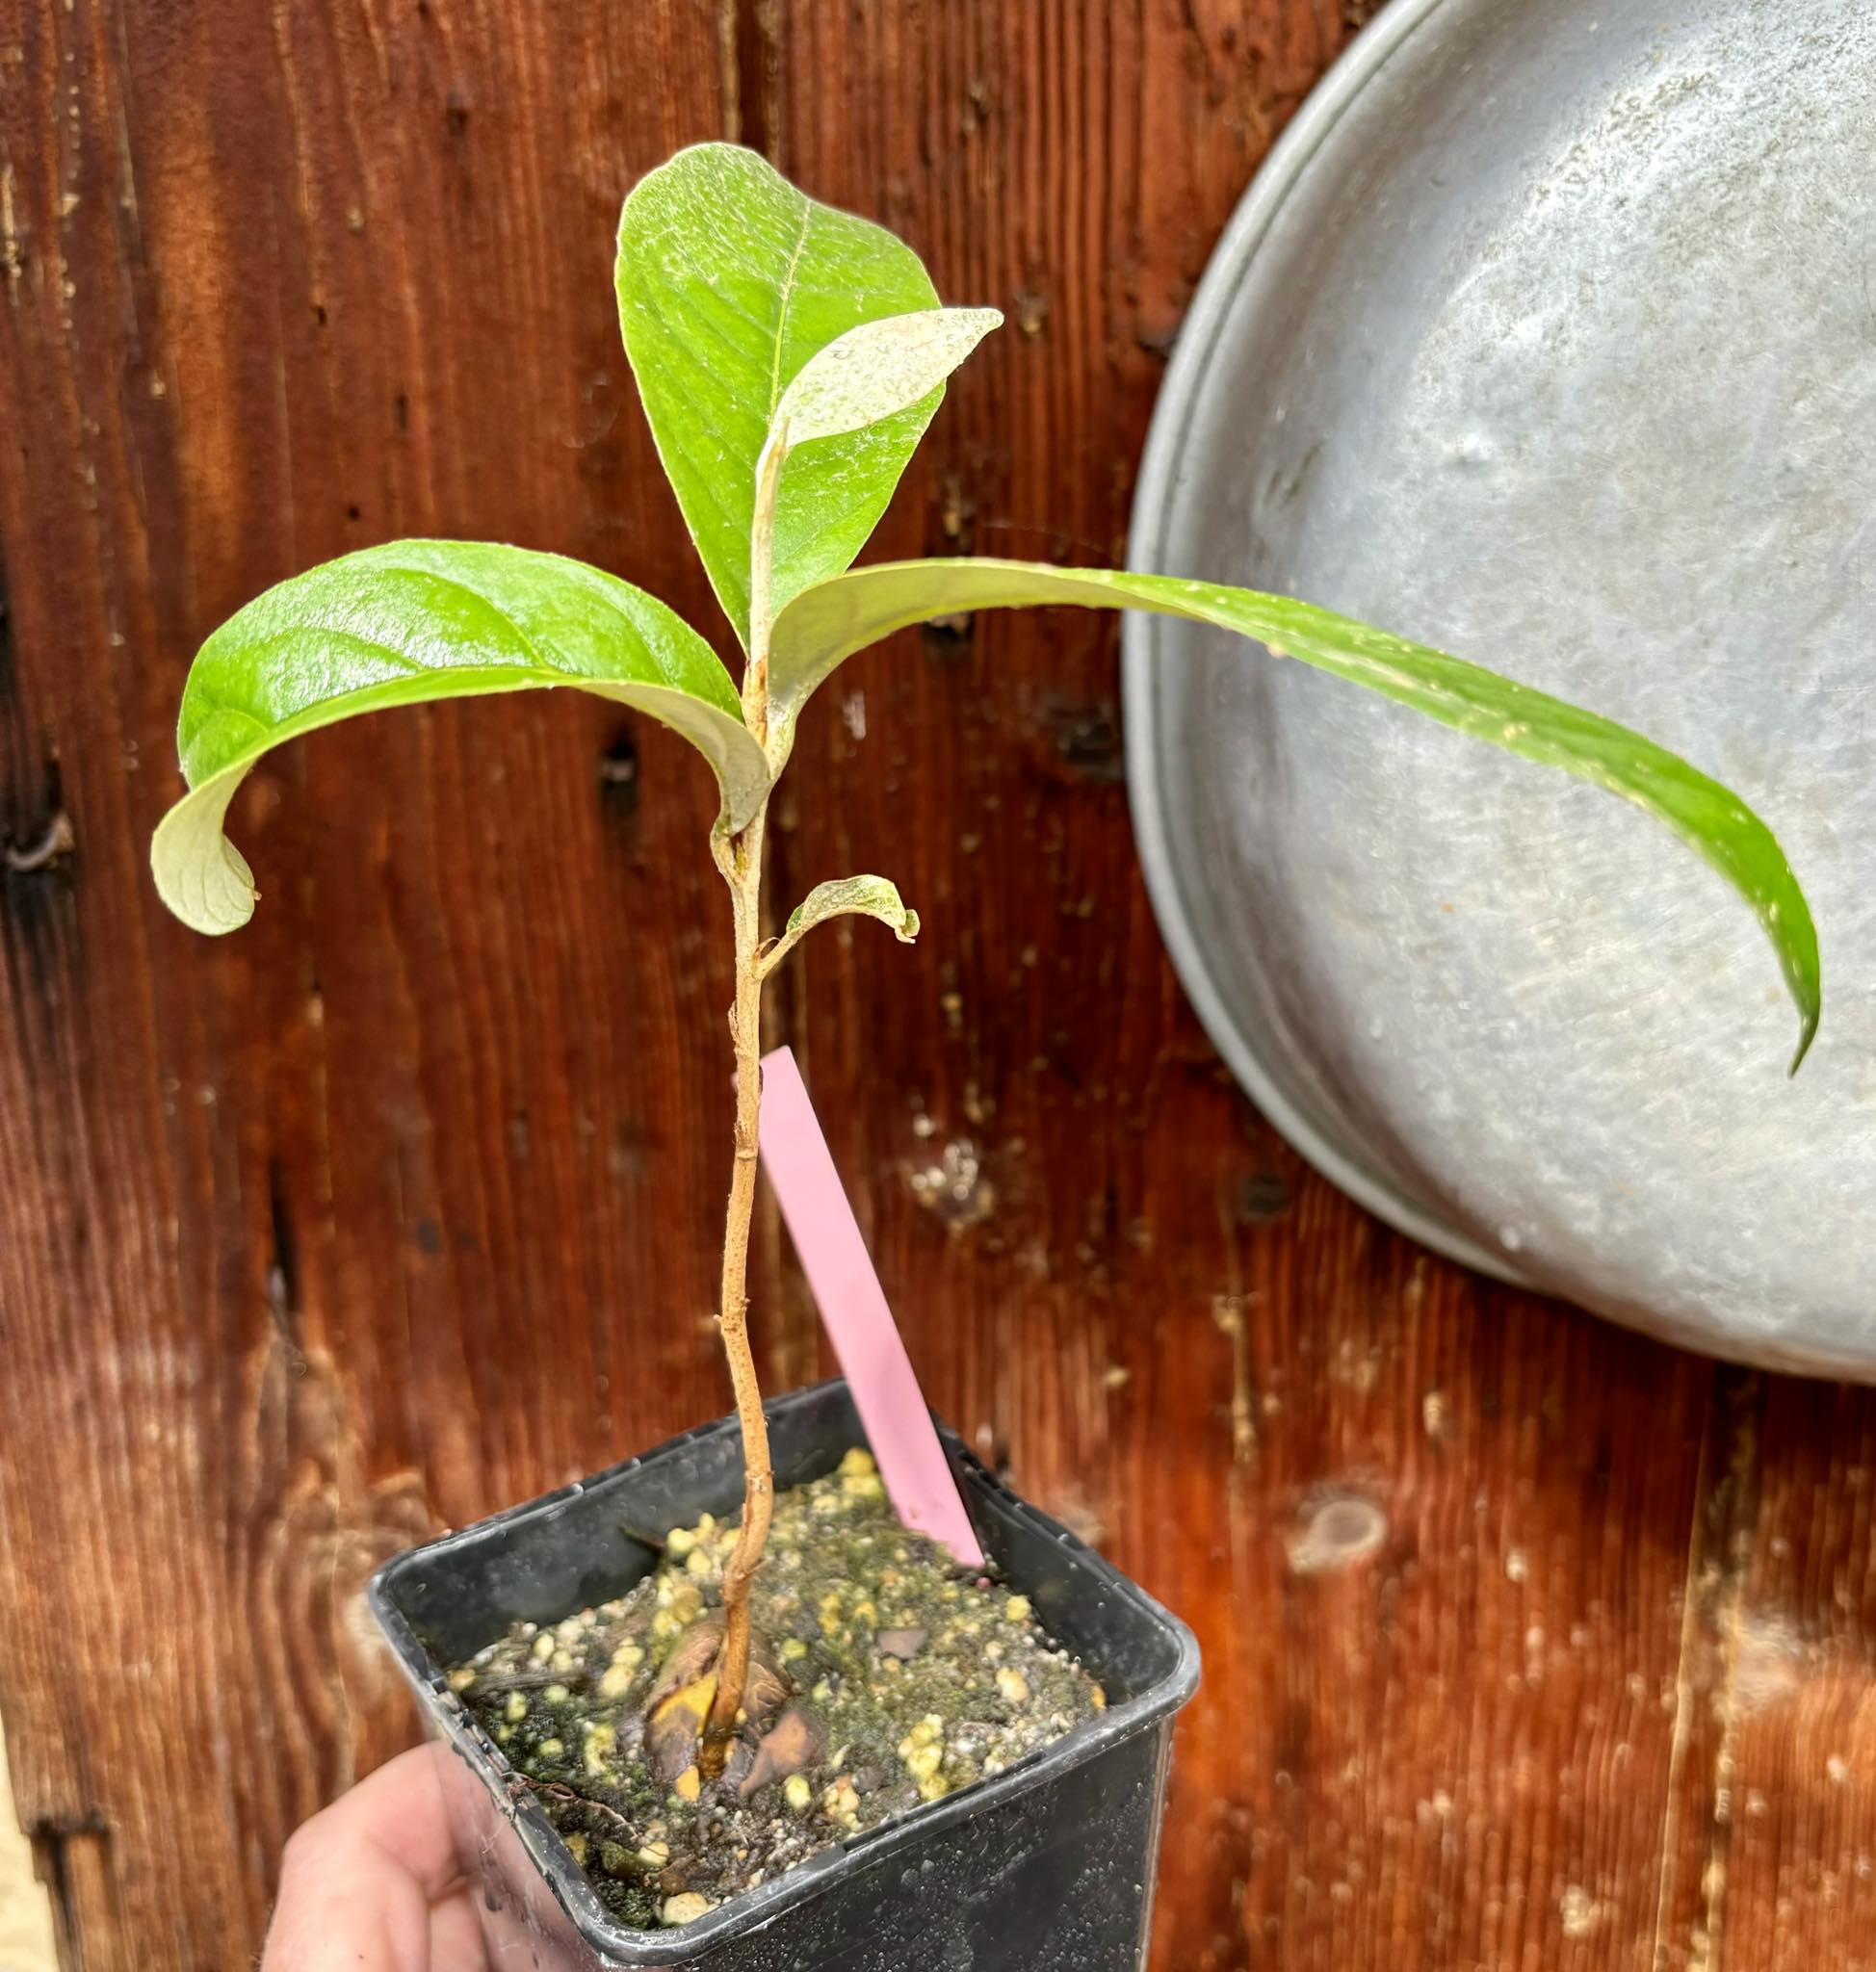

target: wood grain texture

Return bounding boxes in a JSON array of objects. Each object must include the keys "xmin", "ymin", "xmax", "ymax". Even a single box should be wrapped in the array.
[{"xmin": 0, "ymin": 3, "xmax": 1869, "ymax": 1969}]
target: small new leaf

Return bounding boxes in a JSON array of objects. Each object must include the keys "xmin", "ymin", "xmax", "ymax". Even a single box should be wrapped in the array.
[
  {"xmin": 760, "ymin": 874, "xmax": 920, "ymax": 979},
  {"xmin": 771, "ymin": 309, "xmax": 1003, "ymax": 450}
]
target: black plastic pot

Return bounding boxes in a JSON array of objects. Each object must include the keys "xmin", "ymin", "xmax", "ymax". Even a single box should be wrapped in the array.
[{"xmin": 371, "ymin": 1379, "xmax": 1200, "ymax": 1971}]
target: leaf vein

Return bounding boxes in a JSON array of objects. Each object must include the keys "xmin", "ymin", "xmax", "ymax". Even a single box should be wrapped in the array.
[{"xmin": 767, "ymin": 199, "xmax": 815, "ymax": 417}]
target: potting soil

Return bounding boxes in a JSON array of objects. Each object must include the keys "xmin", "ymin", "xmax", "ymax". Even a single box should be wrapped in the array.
[{"xmin": 448, "ymin": 1449, "xmax": 1105, "ymax": 1927}]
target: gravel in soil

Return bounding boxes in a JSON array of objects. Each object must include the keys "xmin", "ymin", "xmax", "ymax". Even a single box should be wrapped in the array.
[{"xmin": 449, "ymin": 1449, "xmax": 1105, "ymax": 1929}]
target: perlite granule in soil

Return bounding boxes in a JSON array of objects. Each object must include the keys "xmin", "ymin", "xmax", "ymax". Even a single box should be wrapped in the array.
[{"xmin": 450, "ymin": 1448, "xmax": 1105, "ymax": 1928}]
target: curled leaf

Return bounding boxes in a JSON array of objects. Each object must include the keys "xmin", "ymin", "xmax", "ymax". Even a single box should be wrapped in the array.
[
  {"xmin": 760, "ymin": 875, "xmax": 920, "ymax": 980},
  {"xmin": 151, "ymin": 541, "xmax": 769, "ymax": 935}
]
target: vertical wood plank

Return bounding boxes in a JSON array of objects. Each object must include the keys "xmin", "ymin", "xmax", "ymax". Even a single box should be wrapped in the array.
[
  {"xmin": 0, "ymin": 1, "xmax": 737, "ymax": 1959},
  {"xmin": 1653, "ymin": 1376, "xmax": 1876, "ymax": 1972}
]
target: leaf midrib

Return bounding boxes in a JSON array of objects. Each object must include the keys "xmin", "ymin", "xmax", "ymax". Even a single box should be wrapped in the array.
[{"xmin": 767, "ymin": 199, "xmax": 815, "ymax": 419}]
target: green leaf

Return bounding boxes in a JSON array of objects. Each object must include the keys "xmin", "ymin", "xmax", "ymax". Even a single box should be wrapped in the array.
[
  {"xmin": 615, "ymin": 143, "xmax": 949, "ymax": 652},
  {"xmin": 770, "ymin": 558, "xmax": 1821, "ymax": 1070},
  {"xmin": 151, "ymin": 540, "xmax": 769, "ymax": 935},
  {"xmin": 760, "ymin": 874, "xmax": 920, "ymax": 979},
  {"xmin": 771, "ymin": 310, "xmax": 1003, "ymax": 449}
]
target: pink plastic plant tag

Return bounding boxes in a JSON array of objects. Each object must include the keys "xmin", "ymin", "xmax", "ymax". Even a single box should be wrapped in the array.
[{"xmin": 757, "ymin": 1046, "xmax": 984, "ymax": 1568}]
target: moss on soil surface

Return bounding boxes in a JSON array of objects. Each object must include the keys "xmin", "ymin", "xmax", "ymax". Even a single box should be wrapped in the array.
[{"xmin": 450, "ymin": 1449, "xmax": 1104, "ymax": 1929}]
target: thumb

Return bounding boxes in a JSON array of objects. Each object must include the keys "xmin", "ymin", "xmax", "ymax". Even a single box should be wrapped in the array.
[{"xmin": 263, "ymin": 1746, "xmax": 470, "ymax": 1972}]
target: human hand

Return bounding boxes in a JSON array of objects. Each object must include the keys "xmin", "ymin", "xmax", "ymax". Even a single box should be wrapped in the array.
[{"xmin": 262, "ymin": 1745, "xmax": 488, "ymax": 1971}]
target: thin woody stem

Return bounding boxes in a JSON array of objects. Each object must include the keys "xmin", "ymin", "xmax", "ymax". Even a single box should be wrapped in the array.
[
  {"xmin": 700, "ymin": 810, "xmax": 772, "ymax": 1772},
  {"xmin": 700, "ymin": 420, "xmax": 791, "ymax": 1775}
]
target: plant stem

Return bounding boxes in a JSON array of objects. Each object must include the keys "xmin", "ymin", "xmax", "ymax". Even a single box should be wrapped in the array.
[
  {"xmin": 700, "ymin": 423, "xmax": 791, "ymax": 1775},
  {"xmin": 700, "ymin": 808, "xmax": 772, "ymax": 1773}
]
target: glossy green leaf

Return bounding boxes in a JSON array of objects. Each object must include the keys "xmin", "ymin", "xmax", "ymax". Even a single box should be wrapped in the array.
[
  {"xmin": 615, "ymin": 143, "xmax": 948, "ymax": 652},
  {"xmin": 760, "ymin": 874, "xmax": 920, "ymax": 979},
  {"xmin": 771, "ymin": 559, "xmax": 1821, "ymax": 1069},
  {"xmin": 152, "ymin": 540, "xmax": 769, "ymax": 935}
]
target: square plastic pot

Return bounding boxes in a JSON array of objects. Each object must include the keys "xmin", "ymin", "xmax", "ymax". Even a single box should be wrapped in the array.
[{"xmin": 370, "ymin": 1378, "xmax": 1200, "ymax": 1971}]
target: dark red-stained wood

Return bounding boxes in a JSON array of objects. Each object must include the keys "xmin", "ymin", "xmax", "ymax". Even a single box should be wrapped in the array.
[{"xmin": 2, "ymin": 4, "xmax": 1872, "ymax": 1969}]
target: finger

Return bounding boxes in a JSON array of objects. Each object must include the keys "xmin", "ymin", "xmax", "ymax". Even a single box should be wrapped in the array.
[
  {"xmin": 316, "ymin": 1743, "xmax": 463, "ymax": 1898},
  {"xmin": 427, "ymin": 1884, "xmax": 487, "ymax": 1971},
  {"xmin": 263, "ymin": 1746, "xmax": 463, "ymax": 1972}
]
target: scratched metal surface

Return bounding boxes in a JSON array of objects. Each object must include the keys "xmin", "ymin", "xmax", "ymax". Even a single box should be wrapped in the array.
[{"xmin": 1126, "ymin": 0, "xmax": 1876, "ymax": 1373}]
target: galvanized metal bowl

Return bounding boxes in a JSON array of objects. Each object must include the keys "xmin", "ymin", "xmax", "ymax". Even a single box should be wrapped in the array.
[{"xmin": 1125, "ymin": 0, "xmax": 1876, "ymax": 1375}]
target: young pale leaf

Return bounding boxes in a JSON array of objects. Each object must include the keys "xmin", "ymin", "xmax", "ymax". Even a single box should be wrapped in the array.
[
  {"xmin": 152, "ymin": 540, "xmax": 769, "ymax": 935},
  {"xmin": 615, "ymin": 144, "xmax": 950, "ymax": 651},
  {"xmin": 760, "ymin": 874, "xmax": 920, "ymax": 979},
  {"xmin": 770, "ymin": 559, "xmax": 1820, "ymax": 1070},
  {"xmin": 771, "ymin": 310, "xmax": 1003, "ymax": 450}
]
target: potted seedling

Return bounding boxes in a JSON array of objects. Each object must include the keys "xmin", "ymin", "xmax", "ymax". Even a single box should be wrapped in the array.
[{"xmin": 150, "ymin": 144, "xmax": 1818, "ymax": 1970}]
